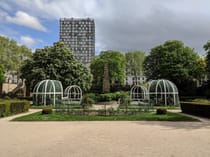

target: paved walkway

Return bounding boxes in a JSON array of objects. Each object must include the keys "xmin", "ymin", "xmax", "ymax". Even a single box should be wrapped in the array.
[
  {"xmin": 1, "ymin": 110, "xmax": 210, "ymax": 157},
  {"xmin": 0, "ymin": 109, "xmax": 42, "ymax": 122}
]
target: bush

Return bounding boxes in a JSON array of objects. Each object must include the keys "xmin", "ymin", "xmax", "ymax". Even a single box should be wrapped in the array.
[
  {"xmin": 119, "ymin": 92, "xmax": 130, "ymax": 106},
  {"xmin": 0, "ymin": 103, "xmax": 6, "ymax": 117},
  {"xmin": 82, "ymin": 95, "xmax": 95, "ymax": 105},
  {"xmin": 0, "ymin": 100, "xmax": 30, "ymax": 117},
  {"xmin": 4, "ymin": 96, "xmax": 11, "ymax": 100},
  {"xmin": 83, "ymin": 92, "xmax": 129, "ymax": 103},
  {"xmin": 42, "ymin": 108, "xmax": 53, "ymax": 114},
  {"xmin": 156, "ymin": 108, "xmax": 167, "ymax": 115},
  {"xmin": 181, "ymin": 102, "xmax": 210, "ymax": 118},
  {"xmin": 10, "ymin": 103, "xmax": 24, "ymax": 113},
  {"xmin": 18, "ymin": 96, "xmax": 33, "ymax": 101},
  {"xmin": 98, "ymin": 93, "xmax": 112, "ymax": 101}
]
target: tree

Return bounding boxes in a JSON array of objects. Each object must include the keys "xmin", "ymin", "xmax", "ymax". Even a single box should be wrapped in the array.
[
  {"xmin": 90, "ymin": 50, "xmax": 126, "ymax": 92},
  {"xmin": 0, "ymin": 64, "xmax": 5, "ymax": 94},
  {"xmin": 144, "ymin": 40, "xmax": 205, "ymax": 95},
  {"xmin": 125, "ymin": 51, "xmax": 146, "ymax": 84},
  {"xmin": 20, "ymin": 42, "xmax": 92, "ymax": 95},
  {"xmin": 0, "ymin": 36, "xmax": 32, "ymax": 73},
  {"xmin": 204, "ymin": 41, "xmax": 210, "ymax": 79}
]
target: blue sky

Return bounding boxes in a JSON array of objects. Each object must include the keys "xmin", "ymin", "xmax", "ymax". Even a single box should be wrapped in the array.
[{"xmin": 1, "ymin": 0, "xmax": 210, "ymax": 55}]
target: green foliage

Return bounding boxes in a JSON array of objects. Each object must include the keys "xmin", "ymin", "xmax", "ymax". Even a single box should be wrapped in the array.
[
  {"xmin": 0, "ymin": 100, "xmax": 30, "ymax": 117},
  {"xmin": 97, "ymin": 93, "xmax": 113, "ymax": 101},
  {"xmin": 0, "ymin": 103, "xmax": 6, "ymax": 117},
  {"xmin": 0, "ymin": 64, "xmax": 5, "ymax": 84},
  {"xmin": 10, "ymin": 103, "xmax": 25, "ymax": 114},
  {"xmin": 84, "ymin": 93, "xmax": 98, "ymax": 101},
  {"xmin": 144, "ymin": 40, "xmax": 205, "ymax": 93},
  {"xmin": 181, "ymin": 102, "xmax": 210, "ymax": 118},
  {"xmin": 13, "ymin": 111, "xmax": 198, "ymax": 121},
  {"xmin": 86, "ymin": 92, "xmax": 127, "ymax": 102},
  {"xmin": 82, "ymin": 95, "xmax": 95, "ymax": 106},
  {"xmin": 125, "ymin": 51, "xmax": 146, "ymax": 77},
  {"xmin": 21, "ymin": 42, "xmax": 92, "ymax": 91},
  {"xmin": 118, "ymin": 92, "xmax": 130, "ymax": 106},
  {"xmin": 0, "ymin": 36, "xmax": 32, "ymax": 72},
  {"xmin": 204, "ymin": 41, "xmax": 210, "ymax": 79},
  {"xmin": 42, "ymin": 108, "xmax": 53, "ymax": 114},
  {"xmin": 90, "ymin": 50, "xmax": 126, "ymax": 87},
  {"xmin": 156, "ymin": 108, "xmax": 167, "ymax": 115}
]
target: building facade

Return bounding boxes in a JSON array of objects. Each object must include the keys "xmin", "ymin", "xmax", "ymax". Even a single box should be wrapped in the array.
[
  {"xmin": 125, "ymin": 74, "xmax": 147, "ymax": 85},
  {"xmin": 59, "ymin": 18, "xmax": 95, "ymax": 64}
]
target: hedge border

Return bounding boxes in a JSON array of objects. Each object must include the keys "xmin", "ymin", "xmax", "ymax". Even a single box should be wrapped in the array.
[
  {"xmin": 0, "ymin": 100, "xmax": 30, "ymax": 117},
  {"xmin": 180, "ymin": 102, "xmax": 210, "ymax": 118}
]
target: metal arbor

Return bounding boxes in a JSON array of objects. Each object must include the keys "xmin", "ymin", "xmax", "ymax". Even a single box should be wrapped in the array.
[
  {"xmin": 130, "ymin": 85, "xmax": 148, "ymax": 102},
  {"xmin": 148, "ymin": 79, "xmax": 179, "ymax": 106},
  {"xmin": 33, "ymin": 80, "xmax": 63, "ymax": 106},
  {"xmin": 63, "ymin": 85, "xmax": 82, "ymax": 104}
]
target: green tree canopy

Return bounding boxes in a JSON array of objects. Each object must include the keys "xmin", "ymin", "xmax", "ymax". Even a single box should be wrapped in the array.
[
  {"xmin": 0, "ymin": 36, "xmax": 32, "ymax": 73},
  {"xmin": 204, "ymin": 41, "xmax": 210, "ymax": 79},
  {"xmin": 90, "ymin": 50, "xmax": 126, "ymax": 87},
  {"xmin": 20, "ymin": 42, "xmax": 92, "ymax": 94},
  {"xmin": 125, "ymin": 51, "xmax": 146, "ymax": 76},
  {"xmin": 0, "ymin": 64, "xmax": 5, "ymax": 94},
  {"xmin": 143, "ymin": 40, "xmax": 205, "ymax": 93},
  {"xmin": 0, "ymin": 64, "xmax": 5, "ymax": 84}
]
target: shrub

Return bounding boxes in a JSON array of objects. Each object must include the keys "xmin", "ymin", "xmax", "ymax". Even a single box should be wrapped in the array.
[
  {"xmin": 156, "ymin": 108, "xmax": 167, "ymax": 115},
  {"xmin": 97, "ymin": 93, "xmax": 112, "ymax": 102},
  {"xmin": 181, "ymin": 102, "xmax": 210, "ymax": 118},
  {"xmin": 10, "ymin": 102, "xmax": 24, "ymax": 113},
  {"xmin": 119, "ymin": 92, "xmax": 130, "ymax": 106},
  {"xmin": 22, "ymin": 101, "xmax": 30, "ymax": 112},
  {"xmin": 0, "ymin": 100, "xmax": 30, "ymax": 117},
  {"xmin": 42, "ymin": 108, "xmax": 53, "ymax": 114},
  {"xmin": 85, "ymin": 93, "xmax": 98, "ymax": 101},
  {"xmin": 18, "ymin": 96, "xmax": 33, "ymax": 101},
  {"xmin": 4, "ymin": 96, "xmax": 11, "ymax": 100},
  {"xmin": 0, "ymin": 103, "xmax": 6, "ymax": 117},
  {"xmin": 82, "ymin": 95, "xmax": 95, "ymax": 106}
]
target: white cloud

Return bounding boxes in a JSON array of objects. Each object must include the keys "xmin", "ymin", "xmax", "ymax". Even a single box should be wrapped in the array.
[
  {"xmin": 20, "ymin": 36, "xmax": 36, "ymax": 47},
  {"xmin": 0, "ymin": 2, "xmax": 12, "ymax": 11},
  {"xmin": 2, "ymin": 0, "xmax": 210, "ymax": 54},
  {"xmin": 5, "ymin": 11, "xmax": 47, "ymax": 32}
]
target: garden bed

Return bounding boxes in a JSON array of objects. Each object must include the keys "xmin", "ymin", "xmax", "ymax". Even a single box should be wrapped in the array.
[{"xmin": 12, "ymin": 111, "xmax": 198, "ymax": 121}]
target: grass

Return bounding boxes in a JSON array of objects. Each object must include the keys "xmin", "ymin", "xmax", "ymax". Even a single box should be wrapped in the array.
[
  {"xmin": 12, "ymin": 111, "xmax": 198, "ymax": 121},
  {"xmin": 30, "ymin": 104, "xmax": 83, "ymax": 109}
]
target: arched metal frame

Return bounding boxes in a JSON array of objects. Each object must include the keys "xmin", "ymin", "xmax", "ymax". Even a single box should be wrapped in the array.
[
  {"xmin": 63, "ymin": 85, "xmax": 82, "ymax": 104},
  {"xmin": 148, "ymin": 79, "xmax": 179, "ymax": 106},
  {"xmin": 130, "ymin": 85, "xmax": 148, "ymax": 101},
  {"xmin": 33, "ymin": 80, "xmax": 63, "ymax": 106}
]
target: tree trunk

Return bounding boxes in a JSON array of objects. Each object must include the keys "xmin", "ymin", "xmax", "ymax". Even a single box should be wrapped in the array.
[
  {"xmin": 0, "ymin": 83, "xmax": 2, "ymax": 96},
  {"xmin": 26, "ymin": 85, "xmax": 31, "ymax": 97}
]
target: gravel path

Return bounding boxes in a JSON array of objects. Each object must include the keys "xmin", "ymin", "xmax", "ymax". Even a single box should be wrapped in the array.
[{"xmin": 1, "ymin": 110, "xmax": 210, "ymax": 157}]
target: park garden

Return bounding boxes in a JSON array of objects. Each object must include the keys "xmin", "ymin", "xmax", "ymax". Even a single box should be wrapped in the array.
[{"xmin": 1, "ymin": 36, "xmax": 210, "ymax": 121}]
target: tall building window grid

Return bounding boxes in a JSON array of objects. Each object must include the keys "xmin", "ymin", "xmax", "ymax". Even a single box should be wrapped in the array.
[{"xmin": 59, "ymin": 18, "xmax": 95, "ymax": 64}]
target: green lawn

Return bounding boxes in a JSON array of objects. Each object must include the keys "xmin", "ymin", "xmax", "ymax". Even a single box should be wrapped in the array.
[{"xmin": 12, "ymin": 111, "xmax": 198, "ymax": 121}]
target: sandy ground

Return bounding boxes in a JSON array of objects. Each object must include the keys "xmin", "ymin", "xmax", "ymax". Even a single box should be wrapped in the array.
[{"xmin": 1, "ymin": 110, "xmax": 210, "ymax": 157}]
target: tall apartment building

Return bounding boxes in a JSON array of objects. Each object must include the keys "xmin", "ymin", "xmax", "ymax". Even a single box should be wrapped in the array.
[{"xmin": 59, "ymin": 18, "xmax": 95, "ymax": 64}]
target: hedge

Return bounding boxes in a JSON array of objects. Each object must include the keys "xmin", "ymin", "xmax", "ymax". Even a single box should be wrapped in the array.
[
  {"xmin": 180, "ymin": 102, "xmax": 210, "ymax": 118},
  {"xmin": 0, "ymin": 103, "xmax": 6, "ymax": 117},
  {"xmin": 0, "ymin": 100, "xmax": 30, "ymax": 117},
  {"xmin": 84, "ymin": 92, "xmax": 129, "ymax": 102}
]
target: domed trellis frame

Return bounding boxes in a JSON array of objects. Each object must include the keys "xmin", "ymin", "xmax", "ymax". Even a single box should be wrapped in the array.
[
  {"xmin": 63, "ymin": 85, "xmax": 83, "ymax": 104},
  {"xmin": 33, "ymin": 80, "xmax": 63, "ymax": 106},
  {"xmin": 130, "ymin": 85, "xmax": 148, "ymax": 102},
  {"xmin": 148, "ymin": 79, "xmax": 179, "ymax": 106}
]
